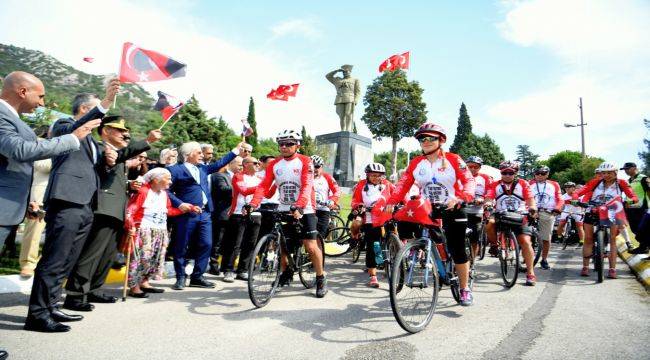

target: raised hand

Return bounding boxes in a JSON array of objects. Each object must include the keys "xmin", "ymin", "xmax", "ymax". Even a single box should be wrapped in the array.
[{"xmin": 72, "ymin": 119, "xmax": 102, "ymax": 140}]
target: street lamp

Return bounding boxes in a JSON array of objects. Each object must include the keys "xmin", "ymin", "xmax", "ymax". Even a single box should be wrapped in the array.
[{"xmin": 564, "ymin": 97, "xmax": 587, "ymax": 157}]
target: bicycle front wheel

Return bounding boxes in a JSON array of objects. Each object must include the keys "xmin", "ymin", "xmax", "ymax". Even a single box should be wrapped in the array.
[
  {"xmin": 499, "ymin": 231, "xmax": 520, "ymax": 288},
  {"xmin": 389, "ymin": 238, "xmax": 439, "ymax": 334},
  {"xmin": 478, "ymin": 227, "xmax": 488, "ymax": 261},
  {"xmin": 248, "ymin": 234, "xmax": 281, "ymax": 308},
  {"xmin": 324, "ymin": 226, "xmax": 352, "ymax": 257},
  {"xmin": 594, "ymin": 230, "xmax": 605, "ymax": 283},
  {"xmin": 383, "ymin": 233, "xmax": 403, "ymax": 281},
  {"xmin": 532, "ymin": 233, "xmax": 542, "ymax": 266},
  {"xmin": 298, "ymin": 235, "xmax": 325, "ymax": 288}
]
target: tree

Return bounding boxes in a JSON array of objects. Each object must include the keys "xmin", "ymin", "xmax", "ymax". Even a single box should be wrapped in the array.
[
  {"xmin": 362, "ymin": 69, "xmax": 427, "ymax": 175},
  {"xmin": 639, "ymin": 119, "xmax": 650, "ymax": 174},
  {"xmin": 450, "ymin": 103, "xmax": 472, "ymax": 154},
  {"xmin": 546, "ymin": 150, "xmax": 604, "ymax": 184},
  {"xmin": 300, "ymin": 126, "xmax": 316, "ymax": 156},
  {"xmin": 253, "ymin": 138, "xmax": 279, "ymax": 158},
  {"xmin": 515, "ymin": 145, "xmax": 540, "ymax": 179},
  {"xmin": 455, "ymin": 133, "xmax": 505, "ymax": 167},
  {"xmin": 547, "ymin": 150, "xmax": 583, "ymax": 175},
  {"xmin": 246, "ymin": 97, "xmax": 258, "ymax": 147}
]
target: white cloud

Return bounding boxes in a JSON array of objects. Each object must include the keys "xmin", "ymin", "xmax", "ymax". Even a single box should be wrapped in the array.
[
  {"xmin": 270, "ymin": 19, "xmax": 322, "ymax": 41},
  {"xmin": 485, "ymin": 0, "xmax": 650, "ymax": 165},
  {"xmin": 0, "ymin": 0, "xmax": 339, "ymax": 147}
]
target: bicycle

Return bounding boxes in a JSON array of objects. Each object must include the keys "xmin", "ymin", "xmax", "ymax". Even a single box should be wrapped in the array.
[
  {"xmin": 493, "ymin": 210, "xmax": 534, "ymax": 288},
  {"xmin": 322, "ymin": 203, "xmax": 353, "ymax": 257},
  {"xmin": 389, "ymin": 203, "xmax": 461, "ymax": 333},
  {"xmin": 574, "ymin": 197, "xmax": 621, "ymax": 283},
  {"xmin": 560, "ymin": 210, "xmax": 582, "ymax": 250},
  {"xmin": 324, "ymin": 206, "xmax": 368, "ymax": 261},
  {"xmin": 247, "ymin": 207, "xmax": 325, "ymax": 308}
]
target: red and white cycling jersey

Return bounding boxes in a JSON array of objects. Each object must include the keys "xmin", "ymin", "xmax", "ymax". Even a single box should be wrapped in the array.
[
  {"xmin": 230, "ymin": 172, "xmax": 262, "ymax": 215},
  {"xmin": 388, "ymin": 153, "xmax": 475, "ymax": 205},
  {"xmin": 486, "ymin": 179, "xmax": 533, "ymax": 213},
  {"xmin": 474, "ymin": 173, "xmax": 492, "ymax": 198},
  {"xmin": 351, "ymin": 179, "xmax": 395, "ymax": 224},
  {"xmin": 313, "ymin": 172, "xmax": 341, "ymax": 212},
  {"xmin": 529, "ymin": 180, "xmax": 564, "ymax": 211},
  {"xmin": 256, "ymin": 170, "xmax": 279, "ymax": 204},
  {"xmin": 573, "ymin": 178, "xmax": 637, "ymax": 204},
  {"xmin": 251, "ymin": 154, "xmax": 315, "ymax": 214}
]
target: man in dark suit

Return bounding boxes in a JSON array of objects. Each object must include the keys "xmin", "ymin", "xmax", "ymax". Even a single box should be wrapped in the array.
[
  {"xmin": 25, "ymin": 80, "xmax": 120, "ymax": 333},
  {"xmin": 0, "ymin": 71, "xmax": 99, "ymax": 249},
  {"xmin": 63, "ymin": 116, "xmax": 161, "ymax": 310},
  {"xmin": 168, "ymin": 141, "xmax": 246, "ymax": 290},
  {"xmin": 208, "ymin": 157, "xmax": 242, "ymax": 275}
]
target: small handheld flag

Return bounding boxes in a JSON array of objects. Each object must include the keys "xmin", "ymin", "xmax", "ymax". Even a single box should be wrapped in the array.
[{"xmin": 153, "ymin": 91, "xmax": 184, "ymax": 129}]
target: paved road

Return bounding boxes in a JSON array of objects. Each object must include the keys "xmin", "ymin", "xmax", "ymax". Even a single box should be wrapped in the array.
[{"xmin": 1, "ymin": 246, "xmax": 648, "ymax": 360}]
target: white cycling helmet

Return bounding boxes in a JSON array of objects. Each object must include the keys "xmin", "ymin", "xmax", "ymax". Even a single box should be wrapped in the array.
[
  {"xmin": 310, "ymin": 155, "xmax": 324, "ymax": 167},
  {"xmin": 365, "ymin": 163, "xmax": 386, "ymax": 174},
  {"xmin": 595, "ymin": 161, "xmax": 617, "ymax": 173},
  {"xmin": 275, "ymin": 129, "xmax": 302, "ymax": 143}
]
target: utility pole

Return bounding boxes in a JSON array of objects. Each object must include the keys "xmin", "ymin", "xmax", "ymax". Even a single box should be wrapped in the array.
[{"xmin": 564, "ymin": 97, "xmax": 587, "ymax": 157}]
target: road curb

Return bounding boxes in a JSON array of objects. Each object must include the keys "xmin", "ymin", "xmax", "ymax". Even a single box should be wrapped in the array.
[{"xmin": 616, "ymin": 237, "xmax": 650, "ymax": 290}]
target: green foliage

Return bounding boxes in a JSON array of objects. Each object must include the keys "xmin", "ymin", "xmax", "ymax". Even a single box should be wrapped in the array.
[
  {"xmin": 547, "ymin": 150, "xmax": 583, "ymax": 175},
  {"xmin": 639, "ymin": 119, "xmax": 650, "ymax": 174},
  {"xmin": 547, "ymin": 152, "xmax": 604, "ymax": 185},
  {"xmin": 515, "ymin": 145, "xmax": 540, "ymax": 179},
  {"xmin": 450, "ymin": 103, "xmax": 472, "ymax": 153},
  {"xmin": 362, "ymin": 69, "xmax": 427, "ymax": 175},
  {"xmin": 253, "ymin": 137, "xmax": 279, "ymax": 159},
  {"xmin": 300, "ymin": 126, "xmax": 316, "ymax": 156},
  {"xmin": 374, "ymin": 148, "xmax": 420, "ymax": 177},
  {"xmin": 446, "ymin": 103, "xmax": 504, "ymax": 166},
  {"xmin": 246, "ymin": 97, "xmax": 258, "ymax": 147}
]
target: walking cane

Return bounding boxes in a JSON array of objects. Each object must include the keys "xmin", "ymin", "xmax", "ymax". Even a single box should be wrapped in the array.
[{"xmin": 122, "ymin": 231, "xmax": 135, "ymax": 301}]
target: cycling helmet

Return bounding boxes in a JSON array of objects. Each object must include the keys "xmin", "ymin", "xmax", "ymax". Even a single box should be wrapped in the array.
[
  {"xmin": 414, "ymin": 123, "xmax": 447, "ymax": 141},
  {"xmin": 595, "ymin": 161, "xmax": 617, "ymax": 173},
  {"xmin": 465, "ymin": 156, "xmax": 483, "ymax": 166},
  {"xmin": 365, "ymin": 163, "xmax": 386, "ymax": 174},
  {"xmin": 275, "ymin": 129, "xmax": 302, "ymax": 143},
  {"xmin": 563, "ymin": 181, "xmax": 576, "ymax": 188},
  {"xmin": 310, "ymin": 155, "xmax": 324, "ymax": 167},
  {"xmin": 498, "ymin": 160, "xmax": 520, "ymax": 172},
  {"xmin": 534, "ymin": 165, "xmax": 550, "ymax": 174}
]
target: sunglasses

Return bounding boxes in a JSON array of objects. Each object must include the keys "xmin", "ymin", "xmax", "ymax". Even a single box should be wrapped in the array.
[
  {"xmin": 242, "ymin": 149, "xmax": 252, "ymax": 153},
  {"xmin": 418, "ymin": 136, "xmax": 440, "ymax": 143},
  {"xmin": 314, "ymin": 165, "xmax": 322, "ymax": 169},
  {"xmin": 535, "ymin": 172, "xmax": 549, "ymax": 176},
  {"xmin": 501, "ymin": 171, "xmax": 516, "ymax": 176},
  {"xmin": 279, "ymin": 142, "xmax": 297, "ymax": 147}
]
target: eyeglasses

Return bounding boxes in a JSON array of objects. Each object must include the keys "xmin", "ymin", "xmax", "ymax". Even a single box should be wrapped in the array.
[
  {"xmin": 242, "ymin": 149, "xmax": 252, "ymax": 153},
  {"xmin": 418, "ymin": 136, "xmax": 440, "ymax": 143},
  {"xmin": 535, "ymin": 172, "xmax": 549, "ymax": 176},
  {"xmin": 279, "ymin": 142, "xmax": 297, "ymax": 147},
  {"xmin": 501, "ymin": 171, "xmax": 516, "ymax": 176},
  {"xmin": 314, "ymin": 165, "xmax": 322, "ymax": 169},
  {"xmin": 246, "ymin": 161, "xmax": 260, "ymax": 165}
]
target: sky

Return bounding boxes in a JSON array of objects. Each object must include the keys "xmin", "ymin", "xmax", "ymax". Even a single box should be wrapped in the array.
[{"xmin": 1, "ymin": 0, "xmax": 648, "ymax": 166}]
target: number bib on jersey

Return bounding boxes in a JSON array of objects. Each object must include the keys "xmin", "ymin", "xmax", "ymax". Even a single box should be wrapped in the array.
[{"xmin": 413, "ymin": 159, "xmax": 457, "ymax": 203}]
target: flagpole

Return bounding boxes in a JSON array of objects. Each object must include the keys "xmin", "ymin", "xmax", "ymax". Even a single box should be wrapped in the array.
[{"xmin": 114, "ymin": 44, "xmax": 123, "ymax": 109}]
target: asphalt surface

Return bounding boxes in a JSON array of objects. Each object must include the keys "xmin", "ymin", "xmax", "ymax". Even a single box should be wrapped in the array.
[{"xmin": 0, "ymin": 246, "xmax": 648, "ymax": 360}]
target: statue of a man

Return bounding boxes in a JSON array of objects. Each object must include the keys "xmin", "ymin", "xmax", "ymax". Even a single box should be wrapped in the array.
[{"xmin": 326, "ymin": 64, "xmax": 361, "ymax": 132}]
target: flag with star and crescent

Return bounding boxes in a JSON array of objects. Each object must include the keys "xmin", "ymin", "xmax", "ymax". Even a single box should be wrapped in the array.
[{"xmin": 119, "ymin": 42, "xmax": 186, "ymax": 83}]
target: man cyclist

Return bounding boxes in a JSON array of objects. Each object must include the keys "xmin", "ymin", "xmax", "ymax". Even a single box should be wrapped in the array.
[
  {"xmin": 556, "ymin": 182, "xmax": 585, "ymax": 246},
  {"xmin": 465, "ymin": 156, "xmax": 493, "ymax": 260},
  {"xmin": 485, "ymin": 161, "xmax": 539, "ymax": 286},
  {"xmin": 247, "ymin": 130, "xmax": 328, "ymax": 298},
  {"xmin": 529, "ymin": 165, "xmax": 563, "ymax": 269},
  {"xmin": 311, "ymin": 155, "xmax": 341, "ymax": 239}
]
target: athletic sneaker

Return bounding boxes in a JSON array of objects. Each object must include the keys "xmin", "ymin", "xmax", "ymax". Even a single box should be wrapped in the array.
[
  {"xmin": 460, "ymin": 288, "xmax": 474, "ymax": 306},
  {"xmin": 368, "ymin": 276, "xmax": 379, "ymax": 288},
  {"xmin": 315, "ymin": 275, "xmax": 328, "ymax": 298},
  {"xmin": 525, "ymin": 274, "xmax": 537, "ymax": 286},
  {"xmin": 607, "ymin": 269, "xmax": 617, "ymax": 279},
  {"xmin": 580, "ymin": 267, "xmax": 589, "ymax": 277},
  {"xmin": 279, "ymin": 269, "xmax": 294, "ymax": 286},
  {"xmin": 540, "ymin": 259, "xmax": 550, "ymax": 270}
]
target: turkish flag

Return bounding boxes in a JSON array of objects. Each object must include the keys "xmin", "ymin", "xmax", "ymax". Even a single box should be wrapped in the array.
[
  {"xmin": 153, "ymin": 91, "xmax": 184, "ymax": 123},
  {"xmin": 277, "ymin": 84, "xmax": 299, "ymax": 97},
  {"xmin": 267, "ymin": 89, "xmax": 289, "ymax": 101},
  {"xmin": 83, "ymin": 57, "xmax": 94, "ymax": 63},
  {"xmin": 371, "ymin": 197, "xmax": 393, "ymax": 227},
  {"xmin": 378, "ymin": 51, "xmax": 410, "ymax": 72},
  {"xmin": 119, "ymin": 42, "xmax": 186, "ymax": 83},
  {"xmin": 393, "ymin": 195, "xmax": 440, "ymax": 226}
]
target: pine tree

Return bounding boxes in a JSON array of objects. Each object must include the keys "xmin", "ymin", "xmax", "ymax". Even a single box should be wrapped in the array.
[
  {"xmin": 246, "ymin": 96, "xmax": 258, "ymax": 147},
  {"xmin": 515, "ymin": 144, "xmax": 540, "ymax": 179},
  {"xmin": 300, "ymin": 126, "xmax": 315, "ymax": 156},
  {"xmin": 639, "ymin": 119, "xmax": 650, "ymax": 174},
  {"xmin": 450, "ymin": 103, "xmax": 472, "ymax": 154},
  {"xmin": 362, "ymin": 69, "xmax": 427, "ymax": 175}
]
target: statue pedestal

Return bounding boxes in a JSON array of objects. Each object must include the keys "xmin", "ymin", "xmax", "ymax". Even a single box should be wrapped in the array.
[{"xmin": 315, "ymin": 131, "xmax": 373, "ymax": 187}]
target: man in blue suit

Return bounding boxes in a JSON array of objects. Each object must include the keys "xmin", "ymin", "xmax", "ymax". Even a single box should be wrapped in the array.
[{"xmin": 168, "ymin": 141, "xmax": 247, "ymax": 290}]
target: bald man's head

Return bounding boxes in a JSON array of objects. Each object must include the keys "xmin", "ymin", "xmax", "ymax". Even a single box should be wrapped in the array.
[{"xmin": 1, "ymin": 71, "xmax": 45, "ymax": 114}]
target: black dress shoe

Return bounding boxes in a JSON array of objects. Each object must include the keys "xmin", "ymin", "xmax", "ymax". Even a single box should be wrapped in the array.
[
  {"xmin": 0, "ymin": 349, "xmax": 7, "ymax": 360},
  {"xmin": 88, "ymin": 293, "xmax": 118, "ymax": 303},
  {"xmin": 24, "ymin": 316, "xmax": 70, "ymax": 333},
  {"xmin": 63, "ymin": 299, "xmax": 95, "ymax": 312},
  {"xmin": 189, "ymin": 277, "xmax": 216, "ymax": 288},
  {"xmin": 128, "ymin": 291, "xmax": 149, "ymax": 298},
  {"xmin": 172, "ymin": 277, "xmax": 186, "ymax": 290},
  {"xmin": 207, "ymin": 267, "xmax": 221, "ymax": 276},
  {"xmin": 51, "ymin": 309, "xmax": 83, "ymax": 322},
  {"xmin": 141, "ymin": 287, "xmax": 165, "ymax": 293}
]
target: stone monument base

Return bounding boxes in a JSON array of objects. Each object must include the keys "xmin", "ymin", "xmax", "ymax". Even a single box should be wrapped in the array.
[{"xmin": 315, "ymin": 131, "xmax": 373, "ymax": 187}]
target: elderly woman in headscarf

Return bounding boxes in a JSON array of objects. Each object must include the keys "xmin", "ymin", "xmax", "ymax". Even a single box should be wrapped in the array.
[{"xmin": 124, "ymin": 167, "xmax": 197, "ymax": 297}]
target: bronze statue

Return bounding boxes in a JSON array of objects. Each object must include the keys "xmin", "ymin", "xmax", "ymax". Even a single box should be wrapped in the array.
[{"xmin": 326, "ymin": 65, "xmax": 361, "ymax": 132}]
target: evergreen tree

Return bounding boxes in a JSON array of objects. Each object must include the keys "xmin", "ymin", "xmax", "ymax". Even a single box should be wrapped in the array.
[
  {"xmin": 246, "ymin": 96, "xmax": 258, "ymax": 147},
  {"xmin": 450, "ymin": 103, "xmax": 472, "ymax": 154},
  {"xmin": 639, "ymin": 119, "xmax": 650, "ymax": 174},
  {"xmin": 362, "ymin": 69, "xmax": 427, "ymax": 175},
  {"xmin": 300, "ymin": 126, "xmax": 315, "ymax": 156},
  {"xmin": 515, "ymin": 144, "xmax": 540, "ymax": 179}
]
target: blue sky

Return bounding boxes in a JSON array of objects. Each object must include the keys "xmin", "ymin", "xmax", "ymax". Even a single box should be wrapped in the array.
[{"xmin": 1, "ymin": 0, "xmax": 648, "ymax": 166}]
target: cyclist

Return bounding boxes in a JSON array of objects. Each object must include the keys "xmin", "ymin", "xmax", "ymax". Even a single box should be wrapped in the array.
[
  {"xmin": 311, "ymin": 155, "xmax": 341, "ymax": 239},
  {"xmin": 529, "ymin": 165, "xmax": 564, "ymax": 270},
  {"xmin": 572, "ymin": 162, "xmax": 638, "ymax": 279},
  {"xmin": 465, "ymin": 156, "xmax": 493, "ymax": 260},
  {"xmin": 485, "ymin": 161, "xmax": 539, "ymax": 286},
  {"xmin": 247, "ymin": 130, "xmax": 328, "ymax": 297},
  {"xmin": 386, "ymin": 123, "xmax": 476, "ymax": 306},
  {"xmin": 556, "ymin": 182, "xmax": 585, "ymax": 246},
  {"xmin": 350, "ymin": 163, "xmax": 395, "ymax": 288}
]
